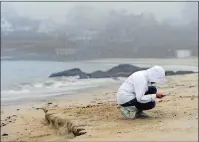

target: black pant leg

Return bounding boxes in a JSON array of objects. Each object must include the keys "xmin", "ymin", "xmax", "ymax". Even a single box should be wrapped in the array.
[
  {"xmin": 121, "ymin": 86, "xmax": 157, "ymax": 110},
  {"xmin": 135, "ymin": 86, "xmax": 157, "ymax": 110},
  {"xmin": 135, "ymin": 101, "xmax": 156, "ymax": 110},
  {"xmin": 121, "ymin": 99, "xmax": 137, "ymax": 107}
]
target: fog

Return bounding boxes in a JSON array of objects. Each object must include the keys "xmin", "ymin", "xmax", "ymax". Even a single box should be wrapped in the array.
[
  {"xmin": 1, "ymin": 2, "xmax": 198, "ymax": 61},
  {"xmin": 4, "ymin": 2, "xmax": 186, "ymax": 22}
]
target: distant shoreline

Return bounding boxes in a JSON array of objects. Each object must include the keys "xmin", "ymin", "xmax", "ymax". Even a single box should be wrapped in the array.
[{"xmin": 1, "ymin": 57, "xmax": 198, "ymax": 63}]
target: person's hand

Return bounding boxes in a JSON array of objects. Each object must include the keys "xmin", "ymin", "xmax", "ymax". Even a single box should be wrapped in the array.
[{"xmin": 156, "ymin": 93, "xmax": 166, "ymax": 98}]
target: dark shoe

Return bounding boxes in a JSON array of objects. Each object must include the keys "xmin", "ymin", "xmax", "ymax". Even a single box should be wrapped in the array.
[{"xmin": 135, "ymin": 111, "xmax": 152, "ymax": 118}]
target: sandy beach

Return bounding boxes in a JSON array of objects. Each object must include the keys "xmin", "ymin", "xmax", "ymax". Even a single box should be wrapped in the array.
[{"xmin": 1, "ymin": 73, "xmax": 198, "ymax": 142}]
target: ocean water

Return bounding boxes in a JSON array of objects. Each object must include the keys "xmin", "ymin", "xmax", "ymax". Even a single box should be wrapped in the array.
[
  {"xmin": 1, "ymin": 59, "xmax": 198, "ymax": 106},
  {"xmin": 1, "ymin": 60, "xmax": 122, "ymax": 105}
]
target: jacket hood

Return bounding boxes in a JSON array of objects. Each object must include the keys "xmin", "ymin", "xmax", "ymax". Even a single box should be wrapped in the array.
[{"xmin": 146, "ymin": 66, "xmax": 165, "ymax": 84}]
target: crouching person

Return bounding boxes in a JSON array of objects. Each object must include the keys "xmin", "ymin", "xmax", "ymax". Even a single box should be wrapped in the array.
[{"xmin": 116, "ymin": 66, "xmax": 166, "ymax": 119}]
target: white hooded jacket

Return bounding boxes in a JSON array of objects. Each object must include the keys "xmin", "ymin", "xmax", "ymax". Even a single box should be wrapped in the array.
[{"xmin": 116, "ymin": 66, "xmax": 165, "ymax": 104}]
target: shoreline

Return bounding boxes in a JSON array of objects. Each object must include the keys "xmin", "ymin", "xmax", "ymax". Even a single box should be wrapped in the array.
[
  {"xmin": 2, "ymin": 71, "xmax": 198, "ymax": 106},
  {"xmin": 1, "ymin": 82, "xmax": 120, "ymax": 107},
  {"xmin": 2, "ymin": 70, "xmax": 198, "ymax": 106},
  {"xmin": 2, "ymin": 57, "xmax": 198, "ymax": 65},
  {"xmin": 1, "ymin": 73, "xmax": 198, "ymax": 141}
]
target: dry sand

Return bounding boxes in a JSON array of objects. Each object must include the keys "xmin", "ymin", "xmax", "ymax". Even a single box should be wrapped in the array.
[{"xmin": 1, "ymin": 73, "xmax": 198, "ymax": 142}]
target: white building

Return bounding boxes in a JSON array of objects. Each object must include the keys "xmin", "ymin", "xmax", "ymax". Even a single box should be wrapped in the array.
[
  {"xmin": 15, "ymin": 26, "xmax": 32, "ymax": 31},
  {"xmin": 176, "ymin": 49, "xmax": 191, "ymax": 58},
  {"xmin": 1, "ymin": 18, "xmax": 14, "ymax": 32},
  {"xmin": 56, "ymin": 48, "xmax": 76, "ymax": 56}
]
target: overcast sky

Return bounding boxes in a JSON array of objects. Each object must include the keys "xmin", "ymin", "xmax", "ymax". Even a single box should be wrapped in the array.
[{"xmin": 2, "ymin": 1, "xmax": 196, "ymax": 22}]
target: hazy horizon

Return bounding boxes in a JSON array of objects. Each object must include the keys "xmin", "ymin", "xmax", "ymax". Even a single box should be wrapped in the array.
[{"xmin": 1, "ymin": 1, "xmax": 198, "ymax": 61}]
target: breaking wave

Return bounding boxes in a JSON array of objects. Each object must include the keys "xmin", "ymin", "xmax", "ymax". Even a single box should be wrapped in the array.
[{"xmin": 1, "ymin": 76, "xmax": 121, "ymax": 105}]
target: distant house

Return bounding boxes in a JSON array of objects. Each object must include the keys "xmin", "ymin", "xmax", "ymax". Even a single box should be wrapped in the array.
[
  {"xmin": 1, "ymin": 18, "xmax": 14, "ymax": 32},
  {"xmin": 1, "ymin": 17, "xmax": 40, "ymax": 34},
  {"xmin": 12, "ymin": 17, "xmax": 39, "ymax": 32},
  {"xmin": 176, "ymin": 49, "xmax": 191, "ymax": 58},
  {"xmin": 56, "ymin": 48, "xmax": 76, "ymax": 56},
  {"xmin": 69, "ymin": 30, "xmax": 98, "ymax": 42},
  {"xmin": 15, "ymin": 26, "xmax": 33, "ymax": 31}
]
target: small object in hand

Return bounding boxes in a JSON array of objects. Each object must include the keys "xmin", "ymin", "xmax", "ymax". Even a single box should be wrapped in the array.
[{"xmin": 156, "ymin": 93, "xmax": 166, "ymax": 98}]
